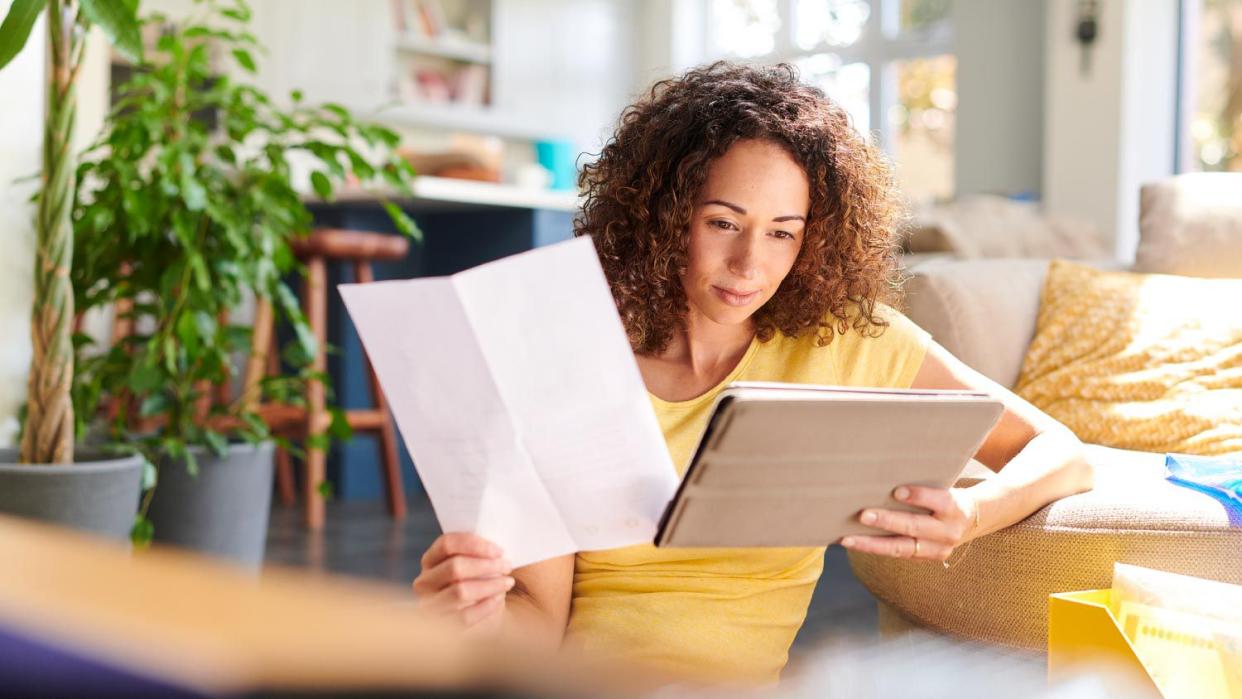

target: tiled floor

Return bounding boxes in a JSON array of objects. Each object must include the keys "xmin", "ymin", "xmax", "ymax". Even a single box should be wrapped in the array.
[{"xmin": 263, "ymin": 489, "xmax": 881, "ymax": 657}]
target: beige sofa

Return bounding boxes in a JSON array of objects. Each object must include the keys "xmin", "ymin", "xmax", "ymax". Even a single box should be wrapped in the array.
[{"xmin": 848, "ymin": 173, "xmax": 1242, "ymax": 650}]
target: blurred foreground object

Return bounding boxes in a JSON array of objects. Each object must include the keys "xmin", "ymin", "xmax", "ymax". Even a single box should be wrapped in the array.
[
  {"xmin": 1049, "ymin": 563, "xmax": 1242, "ymax": 698},
  {"xmin": 0, "ymin": 514, "xmax": 644, "ymax": 698}
]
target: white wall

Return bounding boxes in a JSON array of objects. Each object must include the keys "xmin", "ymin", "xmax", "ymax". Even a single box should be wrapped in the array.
[
  {"xmin": 632, "ymin": 0, "xmax": 704, "ymax": 96},
  {"xmin": 1043, "ymin": 0, "xmax": 1179, "ymax": 260},
  {"xmin": 952, "ymin": 0, "xmax": 1046, "ymax": 198},
  {"xmin": 491, "ymin": 0, "xmax": 638, "ymax": 153},
  {"xmin": 0, "ymin": 7, "xmax": 43, "ymax": 447}
]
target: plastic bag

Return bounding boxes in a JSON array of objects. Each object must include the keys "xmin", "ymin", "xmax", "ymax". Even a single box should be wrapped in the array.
[{"xmin": 1165, "ymin": 453, "xmax": 1242, "ymax": 508}]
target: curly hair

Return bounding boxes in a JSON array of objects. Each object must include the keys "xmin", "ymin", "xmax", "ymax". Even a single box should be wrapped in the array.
[{"xmin": 575, "ymin": 61, "xmax": 905, "ymax": 354}]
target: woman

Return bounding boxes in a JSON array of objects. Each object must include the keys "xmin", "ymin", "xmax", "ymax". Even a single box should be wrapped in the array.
[{"xmin": 413, "ymin": 62, "xmax": 1093, "ymax": 684}]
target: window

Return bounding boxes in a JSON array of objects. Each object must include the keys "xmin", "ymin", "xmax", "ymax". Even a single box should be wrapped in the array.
[
  {"xmin": 706, "ymin": 0, "xmax": 955, "ymax": 204},
  {"xmin": 1181, "ymin": 0, "xmax": 1242, "ymax": 172}
]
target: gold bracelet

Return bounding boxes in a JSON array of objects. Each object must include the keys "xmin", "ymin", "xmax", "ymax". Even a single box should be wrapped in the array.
[{"xmin": 943, "ymin": 499, "xmax": 982, "ymax": 570}]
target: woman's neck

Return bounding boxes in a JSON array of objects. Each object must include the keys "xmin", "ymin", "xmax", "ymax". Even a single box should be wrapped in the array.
[{"xmin": 661, "ymin": 309, "xmax": 755, "ymax": 378}]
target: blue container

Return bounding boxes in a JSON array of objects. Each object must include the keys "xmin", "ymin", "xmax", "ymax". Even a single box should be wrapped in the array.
[{"xmin": 535, "ymin": 139, "xmax": 577, "ymax": 191}]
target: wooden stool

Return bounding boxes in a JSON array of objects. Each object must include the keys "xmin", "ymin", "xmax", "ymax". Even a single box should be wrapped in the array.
[
  {"xmin": 103, "ymin": 229, "xmax": 410, "ymax": 530},
  {"xmin": 244, "ymin": 228, "xmax": 410, "ymax": 529}
]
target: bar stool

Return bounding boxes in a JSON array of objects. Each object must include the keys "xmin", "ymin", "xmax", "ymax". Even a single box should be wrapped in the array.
[{"xmin": 242, "ymin": 228, "xmax": 410, "ymax": 529}]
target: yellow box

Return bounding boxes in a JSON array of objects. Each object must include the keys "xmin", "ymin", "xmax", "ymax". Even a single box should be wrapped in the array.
[{"xmin": 1048, "ymin": 589, "xmax": 1241, "ymax": 698}]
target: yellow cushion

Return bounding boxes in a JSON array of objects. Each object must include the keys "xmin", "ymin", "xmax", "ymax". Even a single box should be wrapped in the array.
[{"xmin": 1015, "ymin": 260, "xmax": 1242, "ymax": 455}]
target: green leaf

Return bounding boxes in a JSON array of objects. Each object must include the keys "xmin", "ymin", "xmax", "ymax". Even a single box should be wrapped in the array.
[
  {"xmin": 381, "ymin": 201, "xmax": 422, "ymax": 244},
  {"xmin": 203, "ymin": 429, "xmax": 228, "ymax": 457},
  {"xmin": 140, "ymin": 456, "xmax": 158, "ymax": 490},
  {"xmin": 241, "ymin": 411, "xmax": 270, "ymax": 440},
  {"xmin": 221, "ymin": 4, "xmax": 251, "ymax": 23},
  {"xmin": 306, "ymin": 142, "xmax": 345, "ymax": 178},
  {"xmin": 316, "ymin": 479, "xmax": 334, "ymax": 500},
  {"xmin": 175, "ymin": 311, "xmax": 200, "ymax": 354},
  {"xmin": 231, "ymin": 48, "xmax": 255, "ymax": 73},
  {"xmin": 139, "ymin": 392, "xmax": 169, "ymax": 417},
  {"xmin": 194, "ymin": 311, "xmax": 217, "ymax": 341},
  {"xmin": 188, "ymin": 253, "xmax": 211, "ymax": 292},
  {"xmin": 128, "ymin": 362, "xmax": 163, "ymax": 394},
  {"xmin": 344, "ymin": 149, "xmax": 375, "ymax": 180},
  {"xmin": 162, "ymin": 336, "xmax": 177, "ymax": 372},
  {"xmin": 290, "ymin": 88, "xmax": 303, "ymax": 103},
  {"xmin": 0, "ymin": 0, "xmax": 46, "ymax": 72},
  {"xmin": 309, "ymin": 171, "xmax": 332, "ymax": 200},
  {"xmin": 179, "ymin": 153, "xmax": 207, "ymax": 211},
  {"xmin": 322, "ymin": 103, "xmax": 350, "ymax": 121},
  {"xmin": 328, "ymin": 407, "xmax": 352, "ymax": 440},
  {"xmin": 274, "ymin": 282, "xmax": 318, "ymax": 361},
  {"xmin": 184, "ymin": 448, "xmax": 199, "ymax": 478},
  {"xmin": 79, "ymin": 0, "xmax": 143, "ymax": 64},
  {"xmin": 183, "ymin": 26, "xmax": 217, "ymax": 39},
  {"xmin": 363, "ymin": 124, "xmax": 401, "ymax": 148},
  {"xmin": 223, "ymin": 324, "xmax": 252, "ymax": 352},
  {"xmin": 130, "ymin": 514, "xmax": 154, "ymax": 547}
]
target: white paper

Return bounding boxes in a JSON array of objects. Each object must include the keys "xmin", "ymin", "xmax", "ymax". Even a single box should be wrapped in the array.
[{"xmin": 339, "ymin": 237, "xmax": 678, "ymax": 567}]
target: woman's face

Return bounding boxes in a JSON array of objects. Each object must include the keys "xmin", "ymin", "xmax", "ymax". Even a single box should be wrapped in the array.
[{"xmin": 681, "ymin": 139, "xmax": 810, "ymax": 328}]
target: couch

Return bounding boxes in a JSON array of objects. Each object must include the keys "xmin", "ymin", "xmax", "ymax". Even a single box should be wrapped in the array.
[{"xmin": 848, "ymin": 173, "xmax": 1242, "ymax": 650}]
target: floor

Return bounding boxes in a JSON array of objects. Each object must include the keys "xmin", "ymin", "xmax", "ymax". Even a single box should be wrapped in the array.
[{"xmin": 263, "ymin": 489, "xmax": 880, "ymax": 655}]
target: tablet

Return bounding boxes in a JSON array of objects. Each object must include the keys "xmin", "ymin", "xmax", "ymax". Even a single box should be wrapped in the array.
[{"xmin": 653, "ymin": 382, "xmax": 1005, "ymax": 548}]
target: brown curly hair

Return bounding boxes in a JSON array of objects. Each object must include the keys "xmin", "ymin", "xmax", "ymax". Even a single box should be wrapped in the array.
[{"xmin": 575, "ymin": 61, "xmax": 904, "ymax": 355}]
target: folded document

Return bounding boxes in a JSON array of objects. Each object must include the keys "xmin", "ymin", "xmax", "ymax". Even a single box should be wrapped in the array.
[{"xmin": 340, "ymin": 238, "xmax": 678, "ymax": 567}]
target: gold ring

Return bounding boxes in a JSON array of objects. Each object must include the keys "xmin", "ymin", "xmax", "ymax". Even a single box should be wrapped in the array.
[{"xmin": 913, "ymin": 539, "xmax": 921, "ymax": 558}]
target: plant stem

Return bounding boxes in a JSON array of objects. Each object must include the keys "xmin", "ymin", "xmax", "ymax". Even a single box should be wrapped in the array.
[{"xmin": 21, "ymin": 0, "xmax": 80, "ymax": 465}]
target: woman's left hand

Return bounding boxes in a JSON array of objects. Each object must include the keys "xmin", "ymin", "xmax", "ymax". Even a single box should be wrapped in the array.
[{"xmin": 839, "ymin": 486, "xmax": 979, "ymax": 562}]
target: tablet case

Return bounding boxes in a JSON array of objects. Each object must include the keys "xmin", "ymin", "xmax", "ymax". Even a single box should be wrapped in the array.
[{"xmin": 654, "ymin": 382, "xmax": 1005, "ymax": 548}]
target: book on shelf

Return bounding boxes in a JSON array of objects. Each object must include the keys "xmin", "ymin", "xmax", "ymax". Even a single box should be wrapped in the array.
[
  {"xmin": 454, "ymin": 64, "xmax": 488, "ymax": 106},
  {"xmin": 389, "ymin": 0, "xmax": 407, "ymax": 32},
  {"xmin": 390, "ymin": 0, "xmax": 441, "ymax": 37},
  {"xmin": 393, "ymin": 0, "xmax": 489, "ymax": 42},
  {"xmin": 396, "ymin": 61, "xmax": 489, "ymax": 107},
  {"xmin": 422, "ymin": 0, "xmax": 448, "ymax": 36}
]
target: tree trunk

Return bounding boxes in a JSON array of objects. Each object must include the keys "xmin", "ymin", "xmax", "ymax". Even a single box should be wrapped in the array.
[{"xmin": 20, "ymin": 0, "xmax": 78, "ymax": 465}]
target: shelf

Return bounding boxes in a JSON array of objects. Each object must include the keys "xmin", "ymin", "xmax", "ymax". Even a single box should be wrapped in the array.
[
  {"xmin": 354, "ymin": 102, "xmax": 565, "ymax": 142},
  {"xmin": 327, "ymin": 176, "xmax": 579, "ymax": 212},
  {"xmin": 412, "ymin": 176, "xmax": 578, "ymax": 211},
  {"xmin": 394, "ymin": 34, "xmax": 491, "ymax": 64}
]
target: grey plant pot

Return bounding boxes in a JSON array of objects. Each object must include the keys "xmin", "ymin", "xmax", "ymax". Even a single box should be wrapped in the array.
[
  {"xmin": 147, "ymin": 440, "xmax": 275, "ymax": 569},
  {"xmin": 0, "ymin": 448, "xmax": 144, "ymax": 542}
]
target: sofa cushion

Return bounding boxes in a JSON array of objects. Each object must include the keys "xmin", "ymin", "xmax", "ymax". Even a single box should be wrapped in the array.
[
  {"xmin": 848, "ymin": 446, "xmax": 1242, "ymax": 650},
  {"xmin": 1015, "ymin": 260, "xmax": 1242, "ymax": 455},
  {"xmin": 902, "ymin": 195, "xmax": 1109, "ymax": 259},
  {"xmin": 1137, "ymin": 173, "xmax": 1242, "ymax": 278},
  {"xmin": 903, "ymin": 258, "xmax": 1053, "ymax": 388}
]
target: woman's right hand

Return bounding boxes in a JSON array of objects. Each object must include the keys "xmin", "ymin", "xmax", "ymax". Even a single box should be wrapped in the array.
[{"xmin": 413, "ymin": 532, "xmax": 515, "ymax": 630}]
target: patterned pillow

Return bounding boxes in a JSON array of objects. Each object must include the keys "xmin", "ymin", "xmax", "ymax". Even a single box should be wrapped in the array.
[{"xmin": 1015, "ymin": 260, "xmax": 1242, "ymax": 456}]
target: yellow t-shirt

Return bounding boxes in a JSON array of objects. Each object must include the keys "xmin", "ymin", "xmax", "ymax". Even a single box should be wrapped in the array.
[{"xmin": 565, "ymin": 305, "xmax": 931, "ymax": 685}]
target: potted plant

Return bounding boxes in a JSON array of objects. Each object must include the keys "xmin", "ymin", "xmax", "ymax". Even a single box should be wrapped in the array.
[
  {"xmin": 0, "ymin": 0, "xmax": 148, "ymax": 540},
  {"xmin": 69, "ymin": 0, "xmax": 419, "ymax": 564}
]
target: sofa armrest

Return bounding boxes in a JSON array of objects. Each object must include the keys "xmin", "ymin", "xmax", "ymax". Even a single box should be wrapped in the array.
[{"xmin": 903, "ymin": 258, "xmax": 1052, "ymax": 389}]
